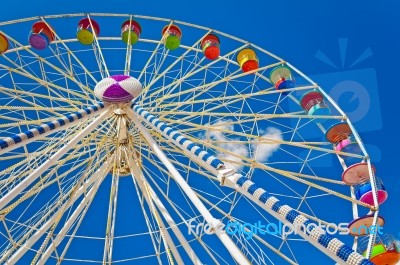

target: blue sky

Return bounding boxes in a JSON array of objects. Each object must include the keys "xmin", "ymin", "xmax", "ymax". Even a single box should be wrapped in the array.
[{"xmin": 1, "ymin": 0, "xmax": 399, "ymax": 264}]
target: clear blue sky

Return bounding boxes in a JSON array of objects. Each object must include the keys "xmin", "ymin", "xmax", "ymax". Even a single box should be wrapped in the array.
[{"xmin": 1, "ymin": 0, "xmax": 399, "ymax": 264}]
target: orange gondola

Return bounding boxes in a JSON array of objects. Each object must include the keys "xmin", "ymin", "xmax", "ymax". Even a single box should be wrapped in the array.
[
  {"xmin": 0, "ymin": 33, "xmax": 9, "ymax": 53},
  {"xmin": 359, "ymin": 235, "xmax": 400, "ymax": 265}
]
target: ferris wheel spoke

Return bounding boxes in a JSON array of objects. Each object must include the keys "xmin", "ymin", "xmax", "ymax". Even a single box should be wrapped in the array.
[
  {"xmin": 129, "ymin": 111, "xmax": 252, "ymax": 265},
  {"xmin": 155, "ymin": 116, "xmax": 362, "ymax": 167},
  {"xmin": 196, "ymin": 192, "xmax": 299, "ymax": 265},
  {"xmin": 3, "ymin": 140, "xmax": 108, "ymax": 232},
  {"xmin": 143, "ymin": 43, "xmax": 249, "ymax": 106},
  {"xmin": 145, "ymin": 143, "xmax": 219, "ymax": 183},
  {"xmin": 130, "ymin": 167, "xmax": 165, "ymax": 265},
  {"xmin": 0, "ymin": 85, "xmax": 84, "ymax": 113},
  {"xmin": 128, "ymin": 148, "xmax": 171, "ymax": 264},
  {"xmin": 2, "ymin": 159, "xmax": 109, "ymax": 264},
  {"xmin": 220, "ymin": 174, "xmax": 371, "ymax": 265},
  {"xmin": 141, "ymin": 165, "xmax": 232, "ymax": 265},
  {"xmin": 0, "ymin": 126, "xmax": 85, "ymax": 187},
  {"xmin": 0, "ymin": 151, "xmax": 100, "ymax": 262},
  {"xmin": 148, "ymin": 84, "xmax": 314, "ymax": 109},
  {"xmin": 194, "ymin": 179, "xmax": 301, "ymax": 264},
  {"xmin": 133, "ymin": 105, "xmax": 371, "ymax": 210},
  {"xmin": 0, "ymin": 62, "xmax": 90, "ymax": 105},
  {"xmin": 140, "ymin": 27, "xmax": 212, "ymax": 99},
  {"xmin": 102, "ymin": 147, "xmax": 121, "ymax": 264},
  {"xmin": 194, "ymin": 141, "xmax": 343, "ymax": 186},
  {"xmin": 158, "ymin": 109, "xmax": 343, "ymax": 122},
  {"xmin": 150, "ymin": 61, "xmax": 282, "ymax": 110},
  {"xmin": 39, "ymin": 17, "xmax": 99, "ymax": 84},
  {"xmin": 125, "ymin": 147, "xmax": 184, "ymax": 265},
  {"xmin": 143, "ymin": 152, "xmax": 293, "ymax": 265},
  {"xmin": 147, "ymin": 148, "xmax": 230, "ymax": 207},
  {"xmin": 0, "ymin": 106, "xmax": 77, "ymax": 113},
  {"xmin": 1, "ymin": 204, "xmax": 67, "ymax": 262},
  {"xmin": 0, "ymin": 147, "xmax": 97, "ymax": 214},
  {"xmin": 0, "ymin": 102, "xmax": 107, "ymax": 156},
  {"xmin": 42, "ymin": 153, "xmax": 114, "ymax": 264},
  {"xmin": 141, "ymin": 150, "xmax": 217, "ymax": 224},
  {"xmin": 164, "ymin": 115, "xmax": 363, "ymax": 160},
  {"xmin": 30, "ymin": 167, "xmax": 96, "ymax": 264},
  {"xmin": 1, "ymin": 32, "xmax": 94, "ymax": 103},
  {"xmin": 193, "ymin": 135, "xmax": 367, "ymax": 207},
  {"xmin": 157, "ymin": 88, "xmax": 293, "ymax": 126},
  {"xmin": 47, "ymin": 44, "xmax": 98, "ymax": 102},
  {"xmin": 137, "ymin": 20, "xmax": 173, "ymax": 83},
  {"xmin": 126, "ymin": 145, "xmax": 203, "ymax": 264},
  {"xmin": 201, "ymin": 197, "xmax": 298, "ymax": 265},
  {"xmin": 0, "ymin": 121, "xmax": 111, "ymax": 215},
  {"xmin": 86, "ymin": 14, "xmax": 110, "ymax": 80},
  {"xmin": 37, "ymin": 178, "xmax": 100, "ymax": 264},
  {"xmin": 0, "ymin": 42, "xmax": 91, "ymax": 105},
  {"xmin": 0, "ymin": 107, "xmax": 111, "ymax": 212}
]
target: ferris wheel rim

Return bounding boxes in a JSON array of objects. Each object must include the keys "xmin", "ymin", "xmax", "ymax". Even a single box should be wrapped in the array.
[{"xmin": 0, "ymin": 12, "xmax": 384, "ymax": 265}]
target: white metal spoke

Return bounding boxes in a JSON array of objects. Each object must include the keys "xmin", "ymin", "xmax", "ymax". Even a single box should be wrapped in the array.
[
  {"xmin": 87, "ymin": 14, "xmax": 110, "ymax": 79},
  {"xmin": 102, "ymin": 150, "xmax": 120, "ymax": 264},
  {"xmin": 141, "ymin": 26, "xmax": 211, "ymax": 100},
  {"xmin": 3, "ymin": 159, "xmax": 108, "ymax": 264},
  {"xmin": 0, "ymin": 60, "xmax": 90, "ymax": 105},
  {"xmin": 0, "ymin": 141, "xmax": 110, "ymax": 262},
  {"xmin": 123, "ymin": 16, "xmax": 134, "ymax": 76},
  {"xmin": 39, "ymin": 16, "xmax": 99, "ymax": 84},
  {"xmin": 127, "ymin": 108, "xmax": 251, "ymax": 265},
  {"xmin": 196, "ymin": 191, "xmax": 298, "ymax": 265},
  {"xmin": 0, "ymin": 107, "xmax": 111, "ymax": 211},
  {"xmin": 126, "ymin": 145, "xmax": 201, "ymax": 264},
  {"xmin": 126, "ymin": 150, "xmax": 183, "ymax": 264},
  {"xmin": 2, "ymin": 32, "xmax": 94, "ymax": 103},
  {"xmin": 140, "ymin": 164, "xmax": 225, "ymax": 265}
]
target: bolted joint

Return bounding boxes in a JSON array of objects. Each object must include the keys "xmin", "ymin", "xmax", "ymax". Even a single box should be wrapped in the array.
[
  {"xmin": 208, "ymin": 218, "xmax": 226, "ymax": 235},
  {"xmin": 217, "ymin": 167, "xmax": 236, "ymax": 187}
]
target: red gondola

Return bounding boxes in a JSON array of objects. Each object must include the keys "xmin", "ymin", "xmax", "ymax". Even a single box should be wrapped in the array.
[{"xmin": 201, "ymin": 34, "xmax": 220, "ymax": 60}]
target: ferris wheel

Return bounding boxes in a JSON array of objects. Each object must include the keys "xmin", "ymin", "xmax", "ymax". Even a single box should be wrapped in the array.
[{"xmin": 0, "ymin": 13, "xmax": 398, "ymax": 265}]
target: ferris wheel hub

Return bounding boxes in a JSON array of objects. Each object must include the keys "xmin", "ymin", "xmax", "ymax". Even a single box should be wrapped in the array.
[
  {"xmin": 94, "ymin": 75, "xmax": 142, "ymax": 103},
  {"xmin": 114, "ymin": 108, "xmax": 126, "ymax": 115}
]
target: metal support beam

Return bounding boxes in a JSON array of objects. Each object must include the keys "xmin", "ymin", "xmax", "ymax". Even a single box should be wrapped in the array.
[
  {"xmin": 131, "ymin": 105, "xmax": 373, "ymax": 265},
  {"xmin": 126, "ymin": 148, "xmax": 202, "ymax": 264},
  {"xmin": 4, "ymin": 155, "xmax": 113, "ymax": 264},
  {"xmin": 0, "ymin": 107, "xmax": 111, "ymax": 211},
  {"xmin": 126, "ymin": 108, "xmax": 250, "ymax": 265},
  {"xmin": 0, "ymin": 103, "xmax": 107, "ymax": 155},
  {"xmin": 36, "ymin": 156, "xmax": 114, "ymax": 264}
]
